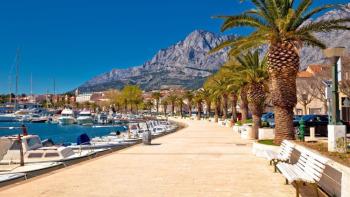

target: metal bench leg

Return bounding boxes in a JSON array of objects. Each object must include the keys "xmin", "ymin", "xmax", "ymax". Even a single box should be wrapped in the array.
[{"xmin": 285, "ymin": 179, "xmax": 289, "ymax": 185}]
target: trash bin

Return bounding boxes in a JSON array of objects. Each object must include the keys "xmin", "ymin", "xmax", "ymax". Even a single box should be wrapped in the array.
[{"xmin": 143, "ymin": 130, "xmax": 152, "ymax": 145}]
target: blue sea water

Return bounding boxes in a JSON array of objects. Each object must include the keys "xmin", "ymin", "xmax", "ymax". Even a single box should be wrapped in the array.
[{"xmin": 0, "ymin": 122, "xmax": 126, "ymax": 144}]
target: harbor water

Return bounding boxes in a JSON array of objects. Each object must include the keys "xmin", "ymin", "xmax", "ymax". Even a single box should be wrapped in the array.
[{"xmin": 0, "ymin": 122, "xmax": 126, "ymax": 144}]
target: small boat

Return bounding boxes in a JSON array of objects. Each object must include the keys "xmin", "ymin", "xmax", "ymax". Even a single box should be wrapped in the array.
[
  {"xmin": 0, "ymin": 162, "xmax": 63, "ymax": 174},
  {"xmin": 68, "ymin": 133, "xmax": 134, "ymax": 151},
  {"xmin": 0, "ymin": 113, "xmax": 17, "ymax": 122},
  {"xmin": 0, "ymin": 135, "xmax": 98, "ymax": 164},
  {"xmin": 58, "ymin": 108, "xmax": 75, "ymax": 125},
  {"xmin": 97, "ymin": 112, "xmax": 108, "ymax": 124},
  {"xmin": 77, "ymin": 110, "xmax": 94, "ymax": 125},
  {"xmin": 31, "ymin": 114, "xmax": 48, "ymax": 123},
  {"xmin": 0, "ymin": 172, "xmax": 26, "ymax": 187}
]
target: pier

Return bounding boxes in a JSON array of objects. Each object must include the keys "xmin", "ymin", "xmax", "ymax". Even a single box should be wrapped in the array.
[{"xmin": 0, "ymin": 119, "xmax": 294, "ymax": 196}]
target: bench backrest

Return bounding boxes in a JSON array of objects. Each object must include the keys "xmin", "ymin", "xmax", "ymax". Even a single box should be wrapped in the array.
[
  {"xmin": 295, "ymin": 147, "xmax": 329, "ymax": 182},
  {"xmin": 278, "ymin": 140, "xmax": 295, "ymax": 160}
]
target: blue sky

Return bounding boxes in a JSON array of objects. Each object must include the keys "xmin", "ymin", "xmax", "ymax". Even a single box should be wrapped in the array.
[{"xmin": 0, "ymin": 0, "xmax": 348, "ymax": 94}]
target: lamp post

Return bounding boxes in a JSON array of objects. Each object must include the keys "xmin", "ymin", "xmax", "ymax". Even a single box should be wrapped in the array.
[
  {"xmin": 323, "ymin": 47, "xmax": 346, "ymax": 124},
  {"xmin": 323, "ymin": 47, "xmax": 347, "ymax": 152}
]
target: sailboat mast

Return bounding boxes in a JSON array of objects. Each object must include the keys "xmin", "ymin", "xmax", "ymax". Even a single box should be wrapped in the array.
[
  {"xmin": 14, "ymin": 48, "xmax": 20, "ymax": 110},
  {"xmin": 30, "ymin": 73, "xmax": 33, "ymax": 102}
]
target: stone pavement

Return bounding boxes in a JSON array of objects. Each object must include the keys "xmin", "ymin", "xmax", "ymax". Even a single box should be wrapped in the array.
[{"xmin": 0, "ymin": 118, "xmax": 295, "ymax": 197}]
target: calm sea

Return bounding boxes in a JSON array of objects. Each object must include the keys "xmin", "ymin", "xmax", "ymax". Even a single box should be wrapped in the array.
[{"xmin": 0, "ymin": 122, "xmax": 126, "ymax": 144}]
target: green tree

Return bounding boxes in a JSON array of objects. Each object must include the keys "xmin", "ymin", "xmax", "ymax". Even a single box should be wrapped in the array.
[
  {"xmin": 193, "ymin": 91, "xmax": 204, "ymax": 120},
  {"xmin": 161, "ymin": 97, "xmax": 169, "ymax": 116},
  {"xmin": 212, "ymin": 1, "xmax": 350, "ymax": 144},
  {"xmin": 184, "ymin": 90, "xmax": 194, "ymax": 117},
  {"xmin": 176, "ymin": 94, "xmax": 185, "ymax": 118},
  {"xmin": 121, "ymin": 85, "xmax": 143, "ymax": 113},
  {"xmin": 225, "ymin": 51, "xmax": 269, "ymax": 138},
  {"xmin": 151, "ymin": 91, "xmax": 161, "ymax": 115},
  {"xmin": 167, "ymin": 92, "xmax": 178, "ymax": 116}
]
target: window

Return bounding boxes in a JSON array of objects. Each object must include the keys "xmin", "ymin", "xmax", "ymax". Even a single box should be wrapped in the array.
[
  {"xmin": 296, "ymin": 109, "xmax": 303, "ymax": 115},
  {"xmin": 309, "ymin": 108, "xmax": 322, "ymax": 115},
  {"xmin": 44, "ymin": 153, "xmax": 59, "ymax": 157},
  {"xmin": 28, "ymin": 153, "xmax": 43, "ymax": 158},
  {"xmin": 26, "ymin": 137, "xmax": 42, "ymax": 149}
]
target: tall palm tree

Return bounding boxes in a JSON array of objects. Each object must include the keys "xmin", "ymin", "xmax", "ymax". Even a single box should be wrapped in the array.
[
  {"xmin": 176, "ymin": 95, "xmax": 184, "ymax": 118},
  {"xmin": 212, "ymin": 73, "xmax": 232, "ymax": 121},
  {"xmin": 184, "ymin": 90, "xmax": 194, "ymax": 117},
  {"xmin": 151, "ymin": 92, "xmax": 161, "ymax": 115},
  {"xmin": 212, "ymin": 0, "xmax": 350, "ymax": 144},
  {"xmin": 193, "ymin": 91, "xmax": 203, "ymax": 120},
  {"xmin": 204, "ymin": 75, "xmax": 224, "ymax": 123},
  {"xmin": 198, "ymin": 88, "xmax": 212, "ymax": 118},
  {"xmin": 225, "ymin": 51, "xmax": 269, "ymax": 138},
  {"xmin": 168, "ymin": 93, "xmax": 178, "ymax": 116},
  {"xmin": 161, "ymin": 98, "xmax": 169, "ymax": 117}
]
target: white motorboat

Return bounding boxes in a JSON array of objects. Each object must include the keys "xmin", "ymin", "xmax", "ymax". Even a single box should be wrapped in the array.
[
  {"xmin": 68, "ymin": 133, "xmax": 134, "ymax": 151},
  {"xmin": 77, "ymin": 110, "xmax": 93, "ymax": 125},
  {"xmin": 58, "ymin": 108, "xmax": 75, "ymax": 125},
  {"xmin": 0, "ymin": 135, "xmax": 96, "ymax": 164},
  {"xmin": 0, "ymin": 113, "xmax": 17, "ymax": 122},
  {"xmin": 0, "ymin": 162, "xmax": 63, "ymax": 174},
  {"xmin": 0, "ymin": 172, "xmax": 26, "ymax": 186},
  {"xmin": 31, "ymin": 114, "xmax": 48, "ymax": 123},
  {"xmin": 97, "ymin": 112, "xmax": 108, "ymax": 124}
]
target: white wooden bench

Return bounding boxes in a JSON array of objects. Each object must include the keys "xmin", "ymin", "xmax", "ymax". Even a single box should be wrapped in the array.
[
  {"xmin": 264, "ymin": 140, "xmax": 295, "ymax": 172},
  {"xmin": 276, "ymin": 147, "xmax": 329, "ymax": 197}
]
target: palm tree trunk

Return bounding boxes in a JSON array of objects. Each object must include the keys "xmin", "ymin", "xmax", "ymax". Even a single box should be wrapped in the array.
[
  {"xmin": 171, "ymin": 102, "xmax": 175, "ymax": 116},
  {"xmin": 207, "ymin": 101, "xmax": 211, "ymax": 119},
  {"xmin": 180, "ymin": 103, "xmax": 183, "ymax": 118},
  {"xmin": 163, "ymin": 105, "xmax": 167, "ymax": 116},
  {"xmin": 231, "ymin": 93, "xmax": 238, "ymax": 122},
  {"xmin": 222, "ymin": 94, "xmax": 228, "ymax": 120},
  {"xmin": 214, "ymin": 101, "xmax": 219, "ymax": 123},
  {"xmin": 268, "ymin": 41, "xmax": 299, "ymax": 144},
  {"xmin": 197, "ymin": 102, "xmax": 201, "ymax": 120},
  {"xmin": 188, "ymin": 103, "xmax": 192, "ymax": 117},
  {"xmin": 240, "ymin": 90, "xmax": 248, "ymax": 121}
]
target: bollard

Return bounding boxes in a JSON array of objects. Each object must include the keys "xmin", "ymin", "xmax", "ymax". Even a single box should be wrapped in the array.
[{"xmin": 142, "ymin": 130, "xmax": 152, "ymax": 145}]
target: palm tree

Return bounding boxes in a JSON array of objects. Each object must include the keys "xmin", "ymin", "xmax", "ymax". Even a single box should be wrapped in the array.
[
  {"xmin": 193, "ymin": 91, "xmax": 203, "ymax": 120},
  {"xmin": 168, "ymin": 93, "xmax": 178, "ymax": 116},
  {"xmin": 184, "ymin": 90, "xmax": 194, "ymax": 117},
  {"xmin": 204, "ymin": 76, "xmax": 223, "ymax": 123},
  {"xmin": 211, "ymin": 73, "xmax": 231, "ymax": 121},
  {"xmin": 161, "ymin": 98, "xmax": 169, "ymax": 117},
  {"xmin": 225, "ymin": 51, "xmax": 269, "ymax": 139},
  {"xmin": 151, "ymin": 92, "xmax": 161, "ymax": 115},
  {"xmin": 198, "ymin": 88, "xmax": 211, "ymax": 118},
  {"xmin": 176, "ymin": 95, "xmax": 184, "ymax": 118},
  {"xmin": 213, "ymin": 1, "xmax": 350, "ymax": 144}
]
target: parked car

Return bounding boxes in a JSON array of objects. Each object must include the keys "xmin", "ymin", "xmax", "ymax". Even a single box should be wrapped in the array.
[
  {"xmin": 295, "ymin": 115, "xmax": 329, "ymax": 137},
  {"xmin": 261, "ymin": 112, "xmax": 274, "ymax": 127}
]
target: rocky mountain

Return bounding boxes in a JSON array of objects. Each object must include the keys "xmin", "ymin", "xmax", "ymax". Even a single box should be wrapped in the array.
[
  {"xmin": 78, "ymin": 4, "xmax": 350, "ymax": 92},
  {"xmin": 78, "ymin": 30, "xmax": 230, "ymax": 92}
]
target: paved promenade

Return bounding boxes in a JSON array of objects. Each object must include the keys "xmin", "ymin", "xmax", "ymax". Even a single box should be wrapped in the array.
[{"xmin": 0, "ymin": 119, "xmax": 294, "ymax": 197}]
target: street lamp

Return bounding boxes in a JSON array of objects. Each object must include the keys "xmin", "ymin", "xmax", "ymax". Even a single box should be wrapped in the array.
[
  {"xmin": 323, "ymin": 47, "xmax": 346, "ymax": 124},
  {"xmin": 323, "ymin": 47, "xmax": 347, "ymax": 153}
]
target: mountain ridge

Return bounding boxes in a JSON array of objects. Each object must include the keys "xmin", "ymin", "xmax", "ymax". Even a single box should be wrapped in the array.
[{"xmin": 78, "ymin": 4, "xmax": 350, "ymax": 92}]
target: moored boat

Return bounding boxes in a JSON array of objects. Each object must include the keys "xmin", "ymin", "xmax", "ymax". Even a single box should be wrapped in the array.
[
  {"xmin": 77, "ymin": 110, "xmax": 94, "ymax": 125},
  {"xmin": 58, "ymin": 108, "xmax": 75, "ymax": 125}
]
